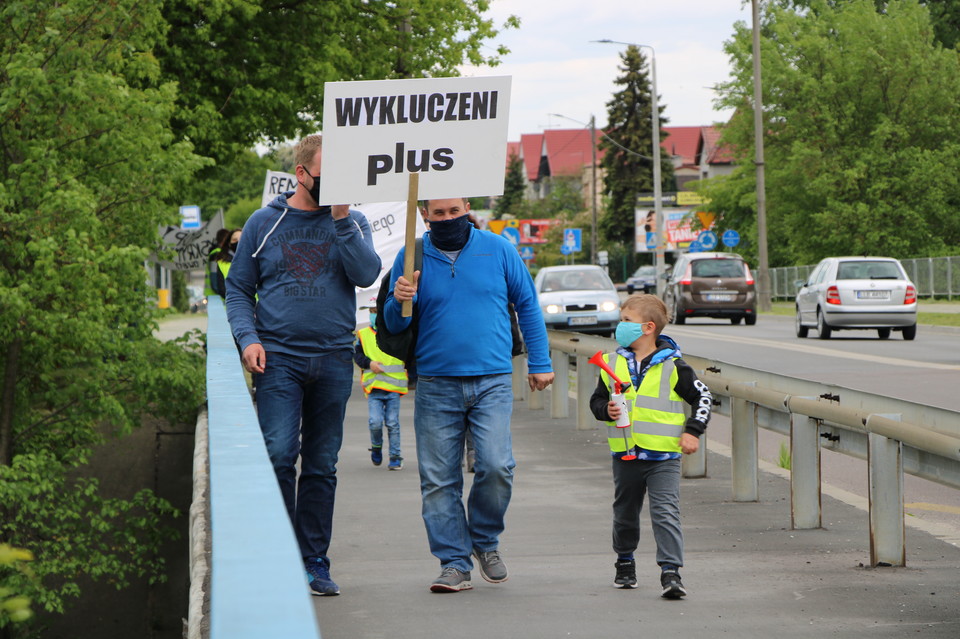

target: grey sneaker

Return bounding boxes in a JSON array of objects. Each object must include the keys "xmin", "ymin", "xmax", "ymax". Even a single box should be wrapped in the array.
[
  {"xmin": 660, "ymin": 569, "xmax": 687, "ymax": 599},
  {"xmin": 614, "ymin": 559, "xmax": 637, "ymax": 589},
  {"xmin": 430, "ymin": 566, "xmax": 472, "ymax": 593},
  {"xmin": 473, "ymin": 549, "xmax": 508, "ymax": 583}
]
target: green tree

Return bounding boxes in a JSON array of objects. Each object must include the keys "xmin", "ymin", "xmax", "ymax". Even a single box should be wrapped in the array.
[
  {"xmin": 921, "ymin": 0, "xmax": 960, "ymax": 49},
  {"xmin": 599, "ymin": 45, "xmax": 674, "ymax": 246},
  {"xmin": 783, "ymin": 1, "xmax": 960, "ymax": 50},
  {"xmin": 495, "ymin": 152, "xmax": 526, "ymax": 219},
  {"xmin": 519, "ymin": 178, "xmax": 588, "ymax": 268},
  {"xmin": 182, "ymin": 150, "xmax": 277, "ymax": 222},
  {"xmin": 712, "ymin": 0, "xmax": 960, "ymax": 265},
  {"xmin": 155, "ymin": 0, "xmax": 518, "ymax": 164},
  {"xmin": 0, "ymin": 1, "xmax": 205, "ymax": 630}
]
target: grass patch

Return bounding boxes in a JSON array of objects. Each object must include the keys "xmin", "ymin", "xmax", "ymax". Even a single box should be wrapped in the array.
[{"xmin": 778, "ymin": 442, "xmax": 791, "ymax": 471}]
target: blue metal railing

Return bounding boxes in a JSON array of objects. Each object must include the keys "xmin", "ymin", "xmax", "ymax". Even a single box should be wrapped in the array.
[{"xmin": 204, "ymin": 297, "xmax": 321, "ymax": 638}]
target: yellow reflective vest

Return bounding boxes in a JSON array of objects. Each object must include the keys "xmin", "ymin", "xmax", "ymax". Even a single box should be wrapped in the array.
[
  {"xmin": 598, "ymin": 352, "xmax": 685, "ymax": 454},
  {"xmin": 357, "ymin": 326, "xmax": 408, "ymax": 395}
]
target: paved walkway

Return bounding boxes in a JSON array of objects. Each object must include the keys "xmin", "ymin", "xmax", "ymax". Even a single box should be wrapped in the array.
[{"xmin": 314, "ymin": 380, "xmax": 960, "ymax": 639}]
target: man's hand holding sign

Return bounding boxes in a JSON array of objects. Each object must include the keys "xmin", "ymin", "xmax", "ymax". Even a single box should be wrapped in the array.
[{"xmin": 320, "ymin": 75, "xmax": 556, "ymax": 593}]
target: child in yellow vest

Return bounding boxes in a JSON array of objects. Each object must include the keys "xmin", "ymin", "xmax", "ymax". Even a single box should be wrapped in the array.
[
  {"xmin": 589, "ymin": 294, "xmax": 712, "ymax": 598},
  {"xmin": 354, "ymin": 307, "xmax": 408, "ymax": 470}
]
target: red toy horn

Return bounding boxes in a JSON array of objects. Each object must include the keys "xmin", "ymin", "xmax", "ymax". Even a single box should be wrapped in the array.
[{"xmin": 588, "ymin": 350, "xmax": 625, "ymax": 392}]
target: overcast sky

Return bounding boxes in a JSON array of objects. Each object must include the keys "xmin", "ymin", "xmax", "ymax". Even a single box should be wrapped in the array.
[{"xmin": 460, "ymin": 0, "xmax": 753, "ymax": 141}]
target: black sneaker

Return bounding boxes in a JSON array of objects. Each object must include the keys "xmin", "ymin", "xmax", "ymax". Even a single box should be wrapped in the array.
[
  {"xmin": 660, "ymin": 569, "xmax": 687, "ymax": 599},
  {"xmin": 370, "ymin": 446, "xmax": 383, "ymax": 466},
  {"xmin": 614, "ymin": 559, "xmax": 637, "ymax": 589},
  {"xmin": 430, "ymin": 566, "xmax": 472, "ymax": 593},
  {"xmin": 305, "ymin": 558, "xmax": 340, "ymax": 596},
  {"xmin": 473, "ymin": 549, "xmax": 508, "ymax": 583}
]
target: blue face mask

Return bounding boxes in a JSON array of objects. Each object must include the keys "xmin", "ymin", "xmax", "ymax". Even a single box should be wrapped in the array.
[
  {"xmin": 369, "ymin": 312, "xmax": 378, "ymax": 327},
  {"xmin": 615, "ymin": 321, "xmax": 645, "ymax": 348}
]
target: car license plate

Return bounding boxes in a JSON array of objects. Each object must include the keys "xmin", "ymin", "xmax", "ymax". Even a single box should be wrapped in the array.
[
  {"xmin": 856, "ymin": 290, "xmax": 890, "ymax": 300},
  {"xmin": 569, "ymin": 316, "xmax": 597, "ymax": 326},
  {"xmin": 705, "ymin": 294, "xmax": 735, "ymax": 302}
]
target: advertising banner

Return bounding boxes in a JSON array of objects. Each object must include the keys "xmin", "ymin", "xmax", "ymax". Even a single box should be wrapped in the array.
[{"xmin": 635, "ymin": 208, "xmax": 708, "ymax": 253}]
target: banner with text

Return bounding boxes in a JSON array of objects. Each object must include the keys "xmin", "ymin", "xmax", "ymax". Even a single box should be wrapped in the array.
[
  {"xmin": 319, "ymin": 76, "xmax": 512, "ymax": 204},
  {"xmin": 156, "ymin": 210, "xmax": 225, "ymax": 270},
  {"xmin": 635, "ymin": 208, "xmax": 704, "ymax": 253},
  {"xmin": 261, "ymin": 170, "xmax": 300, "ymax": 207}
]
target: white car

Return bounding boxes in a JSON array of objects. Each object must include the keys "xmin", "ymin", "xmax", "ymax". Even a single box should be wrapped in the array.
[
  {"xmin": 795, "ymin": 256, "xmax": 917, "ymax": 340},
  {"xmin": 534, "ymin": 265, "xmax": 621, "ymax": 336}
]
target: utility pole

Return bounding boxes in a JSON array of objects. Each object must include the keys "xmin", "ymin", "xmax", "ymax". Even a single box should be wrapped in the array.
[
  {"xmin": 752, "ymin": 0, "xmax": 772, "ymax": 311},
  {"xmin": 648, "ymin": 49, "xmax": 665, "ymax": 297},
  {"xmin": 590, "ymin": 115, "xmax": 598, "ymax": 265}
]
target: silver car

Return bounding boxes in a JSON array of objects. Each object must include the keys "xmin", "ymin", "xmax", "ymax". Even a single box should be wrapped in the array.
[
  {"xmin": 795, "ymin": 256, "xmax": 917, "ymax": 340},
  {"xmin": 534, "ymin": 265, "xmax": 621, "ymax": 336}
]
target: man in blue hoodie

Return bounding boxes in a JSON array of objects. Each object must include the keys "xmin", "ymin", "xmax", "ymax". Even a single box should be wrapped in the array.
[
  {"xmin": 385, "ymin": 197, "xmax": 554, "ymax": 593},
  {"xmin": 226, "ymin": 134, "xmax": 381, "ymax": 596}
]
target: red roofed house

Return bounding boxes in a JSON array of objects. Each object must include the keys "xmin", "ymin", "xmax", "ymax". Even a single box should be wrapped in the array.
[
  {"xmin": 517, "ymin": 133, "xmax": 544, "ymax": 199},
  {"xmin": 696, "ymin": 125, "xmax": 735, "ymax": 181},
  {"xmin": 506, "ymin": 140, "xmax": 521, "ymax": 165},
  {"xmin": 531, "ymin": 128, "xmax": 606, "ymax": 210},
  {"xmin": 661, "ymin": 126, "xmax": 702, "ymax": 191}
]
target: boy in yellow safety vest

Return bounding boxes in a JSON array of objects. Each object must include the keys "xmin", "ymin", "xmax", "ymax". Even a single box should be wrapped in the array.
[
  {"xmin": 589, "ymin": 294, "xmax": 712, "ymax": 598},
  {"xmin": 354, "ymin": 305, "xmax": 408, "ymax": 470}
]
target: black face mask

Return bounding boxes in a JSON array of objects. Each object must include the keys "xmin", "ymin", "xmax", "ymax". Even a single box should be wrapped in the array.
[
  {"xmin": 429, "ymin": 215, "xmax": 472, "ymax": 251},
  {"xmin": 229, "ymin": 242, "xmax": 238, "ymax": 252},
  {"xmin": 299, "ymin": 166, "xmax": 321, "ymax": 204}
]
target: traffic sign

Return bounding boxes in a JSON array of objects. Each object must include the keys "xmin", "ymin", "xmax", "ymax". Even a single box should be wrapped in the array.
[
  {"xmin": 563, "ymin": 228, "xmax": 582, "ymax": 252},
  {"xmin": 645, "ymin": 231, "xmax": 656, "ymax": 250},
  {"xmin": 180, "ymin": 205, "xmax": 201, "ymax": 230},
  {"xmin": 688, "ymin": 240, "xmax": 702, "ymax": 253},
  {"xmin": 560, "ymin": 244, "xmax": 572, "ymax": 256},
  {"xmin": 722, "ymin": 229, "xmax": 740, "ymax": 248},
  {"xmin": 501, "ymin": 227, "xmax": 521, "ymax": 246},
  {"xmin": 519, "ymin": 246, "xmax": 535, "ymax": 261},
  {"xmin": 697, "ymin": 230, "xmax": 718, "ymax": 251}
]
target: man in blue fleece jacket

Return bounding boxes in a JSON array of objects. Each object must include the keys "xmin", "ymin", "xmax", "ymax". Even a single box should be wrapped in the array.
[
  {"xmin": 226, "ymin": 134, "xmax": 381, "ymax": 596},
  {"xmin": 385, "ymin": 197, "xmax": 554, "ymax": 593}
]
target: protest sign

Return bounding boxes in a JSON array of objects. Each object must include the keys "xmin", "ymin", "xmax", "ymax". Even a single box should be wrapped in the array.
[
  {"xmin": 261, "ymin": 170, "xmax": 300, "ymax": 208},
  {"xmin": 319, "ymin": 76, "xmax": 511, "ymax": 204},
  {"xmin": 156, "ymin": 210, "xmax": 224, "ymax": 270}
]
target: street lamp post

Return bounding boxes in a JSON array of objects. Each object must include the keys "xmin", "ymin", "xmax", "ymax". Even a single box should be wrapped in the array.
[{"xmin": 594, "ymin": 39, "xmax": 665, "ymax": 297}]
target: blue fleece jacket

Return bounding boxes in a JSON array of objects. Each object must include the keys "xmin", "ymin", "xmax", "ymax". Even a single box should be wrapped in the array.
[
  {"xmin": 383, "ymin": 227, "xmax": 552, "ymax": 377},
  {"xmin": 226, "ymin": 192, "xmax": 381, "ymax": 356}
]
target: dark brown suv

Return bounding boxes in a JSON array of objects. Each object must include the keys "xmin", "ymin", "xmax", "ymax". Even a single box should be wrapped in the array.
[{"xmin": 664, "ymin": 252, "xmax": 757, "ymax": 325}]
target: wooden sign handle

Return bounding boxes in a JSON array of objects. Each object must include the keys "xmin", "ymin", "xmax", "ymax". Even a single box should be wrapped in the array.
[{"xmin": 401, "ymin": 172, "xmax": 419, "ymax": 318}]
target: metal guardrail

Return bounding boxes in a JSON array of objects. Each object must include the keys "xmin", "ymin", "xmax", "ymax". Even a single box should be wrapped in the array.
[
  {"xmin": 190, "ymin": 298, "xmax": 321, "ymax": 639},
  {"xmin": 513, "ymin": 330, "xmax": 960, "ymax": 567},
  {"xmin": 770, "ymin": 255, "xmax": 960, "ymax": 300}
]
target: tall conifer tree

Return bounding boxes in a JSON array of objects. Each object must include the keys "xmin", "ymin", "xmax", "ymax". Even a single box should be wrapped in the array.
[
  {"xmin": 495, "ymin": 152, "xmax": 527, "ymax": 219},
  {"xmin": 599, "ymin": 46, "xmax": 673, "ymax": 246}
]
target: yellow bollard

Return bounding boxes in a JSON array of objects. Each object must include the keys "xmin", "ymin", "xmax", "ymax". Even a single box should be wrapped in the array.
[{"xmin": 157, "ymin": 289, "xmax": 171, "ymax": 309}]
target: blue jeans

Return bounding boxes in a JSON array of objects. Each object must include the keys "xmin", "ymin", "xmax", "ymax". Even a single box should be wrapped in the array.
[
  {"xmin": 414, "ymin": 374, "xmax": 515, "ymax": 572},
  {"xmin": 367, "ymin": 389, "xmax": 402, "ymax": 458},
  {"xmin": 254, "ymin": 349, "xmax": 354, "ymax": 563}
]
